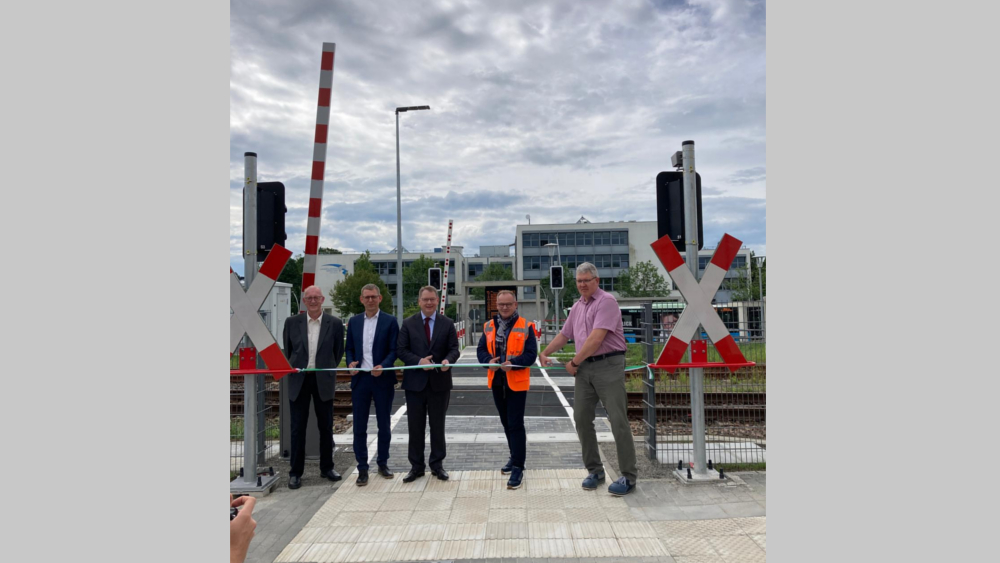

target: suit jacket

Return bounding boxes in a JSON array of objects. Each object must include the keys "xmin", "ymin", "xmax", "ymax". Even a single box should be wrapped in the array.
[
  {"xmin": 282, "ymin": 312, "xmax": 345, "ymax": 402},
  {"xmin": 345, "ymin": 310, "xmax": 399, "ymax": 389},
  {"xmin": 396, "ymin": 312, "xmax": 460, "ymax": 393}
]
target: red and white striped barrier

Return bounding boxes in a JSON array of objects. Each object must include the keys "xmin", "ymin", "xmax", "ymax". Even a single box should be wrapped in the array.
[
  {"xmin": 231, "ymin": 245, "xmax": 295, "ymax": 378},
  {"xmin": 650, "ymin": 233, "xmax": 748, "ymax": 372},
  {"xmin": 301, "ymin": 42, "xmax": 336, "ymax": 293},
  {"xmin": 439, "ymin": 219, "xmax": 453, "ymax": 316}
]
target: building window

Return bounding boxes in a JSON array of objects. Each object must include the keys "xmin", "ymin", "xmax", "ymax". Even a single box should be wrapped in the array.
[
  {"xmin": 564, "ymin": 255, "xmax": 577, "ymax": 269},
  {"xmin": 372, "ymin": 261, "xmax": 397, "ymax": 275},
  {"xmin": 524, "ymin": 286, "xmax": 535, "ymax": 297},
  {"xmin": 610, "ymin": 231, "xmax": 628, "ymax": 245},
  {"xmin": 594, "ymin": 231, "xmax": 611, "ymax": 245},
  {"xmin": 612, "ymin": 254, "xmax": 629, "ymax": 268},
  {"xmin": 578, "ymin": 232, "xmax": 592, "ymax": 246},
  {"xmin": 468, "ymin": 263, "xmax": 484, "ymax": 278},
  {"xmin": 698, "ymin": 256, "xmax": 711, "ymax": 269},
  {"xmin": 594, "ymin": 254, "xmax": 612, "ymax": 267},
  {"xmin": 730, "ymin": 256, "xmax": 747, "ymax": 270},
  {"xmin": 577, "ymin": 254, "xmax": 594, "ymax": 266},
  {"xmin": 524, "ymin": 256, "xmax": 541, "ymax": 270},
  {"xmin": 523, "ymin": 233, "xmax": 539, "ymax": 247},
  {"xmin": 558, "ymin": 232, "xmax": 574, "ymax": 247}
]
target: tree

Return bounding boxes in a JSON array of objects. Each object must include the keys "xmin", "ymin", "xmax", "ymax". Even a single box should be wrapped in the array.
[
  {"xmin": 401, "ymin": 255, "xmax": 437, "ymax": 307},
  {"xmin": 277, "ymin": 254, "xmax": 305, "ymax": 313},
  {"xmin": 616, "ymin": 260, "xmax": 671, "ymax": 297},
  {"xmin": 724, "ymin": 252, "xmax": 766, "ymax": 301},
  {"xmin": 539, "ymin": 263, "xmax": 580, "ymax": 318},
  {"xmin": 470, "ymin": 262, "xmax": 515, "ymax": 300},
  {"xmin": 329, "ymin": 251, "xmax": 393, "ymax": 317},
  {"xmin": 318, "ymin": 247, "xmax": 342, "ymax": 254}
]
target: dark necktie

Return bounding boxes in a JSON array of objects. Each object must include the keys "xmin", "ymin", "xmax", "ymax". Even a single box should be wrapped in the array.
[{"xmin": 424, "ymin": 317, "xmax": 431, "ymax": 343}]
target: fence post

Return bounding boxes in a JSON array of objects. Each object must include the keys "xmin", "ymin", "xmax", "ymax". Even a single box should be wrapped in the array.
[{"xmin": 643, "ymin": 302, "xmax": 656, "ymax": 459}]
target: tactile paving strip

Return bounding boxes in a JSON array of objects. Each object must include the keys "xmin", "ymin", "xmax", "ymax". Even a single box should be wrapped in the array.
[
  {"xmin": 617, "ymin": 537, "xmax": 669, "ymax": 557},
  {"xmin": 571, "ymin": 521, "xmax": 617, "ymax": 539},
  {"xmin": 483, "ymin": 538, "xmax": 530, "ymax": 558},
  {"xmin": 574, "ymin": 537, "xmax": 624, "ymax": 557},
  {"xmin": 368, "ymin": 510, "xmax": 412, "ymax": 526},
  {"xmin": 707, "ymin": 535, "xmax": 766, "ymax": 559}
]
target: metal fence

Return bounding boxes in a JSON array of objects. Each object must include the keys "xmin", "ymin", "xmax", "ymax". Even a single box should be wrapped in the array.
[
  {"xmin": 230, "ymin": 371, "xmax": 281, "ymax": 478},
  {"xmin": 638, "ymin": 300, "xmax": 766, "ymax": 470}
]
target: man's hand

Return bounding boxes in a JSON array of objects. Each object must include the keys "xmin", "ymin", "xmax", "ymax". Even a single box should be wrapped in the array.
[
  {"xmin": 489, "ymin": 356, "xmax": 501, "ymax": 367},
  {"xmin": 539, "ymin": 354, "xmax": 555, "ymax": 367},
  {"xmin": 230, "ymin": 494, "xmax": 257, "ymax": 563},
  {"xmin": 565, "ymin": 360, "xmax": 579, "ymax": 376},
  {"xmin": 419, "ymin": 355, "xmax": 434, "ymax": 371},
  {"xmin": 441, "ymin": 359, "xmax": 451, "ymax": 372},
  {"xmin": 501, "ymin": 361, "xmax": 513, "ymax": 372},
  {"xmin": 348, "ymin": 361, "xmax": 359, "ymax": 376},
  {"xmin": 372, "ymin": 365, "xmax": 383, "ymax": 377}
]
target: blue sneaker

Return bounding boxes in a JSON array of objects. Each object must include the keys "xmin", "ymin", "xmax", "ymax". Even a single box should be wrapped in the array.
[
  {"xmin": 507, "ymin": 467, "xmax": 524, "ymax": 489},
  {"xmin": 501, "ymin": 458, "xmax": 514, "ymax": 475},
  {"xmin": 581, "ymin": 471, "xmax": 605, "ymax": 490},
  {"xmin": 607, "ymin": 476, "xmax": 635, "ymax": 496}
]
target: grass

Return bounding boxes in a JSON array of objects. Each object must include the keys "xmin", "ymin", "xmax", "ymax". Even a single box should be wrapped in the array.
[
  {"xmin": 716, "ymin": 462, "xmax": 766, "ymax": 472},
  {"xmin": 230, "ymin": 417, "xmax": 279, "ymax": 441}
]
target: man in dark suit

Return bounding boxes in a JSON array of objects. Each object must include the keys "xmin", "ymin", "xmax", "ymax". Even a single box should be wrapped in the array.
[
  {"xmin": 281, "ymin": 285, "xmax": 345, "ymax": 489},
  {"xmin": 345, "ymin": 284, "xmax": 399, "ymax": 486},
  {"xmin": 396, "ymin": 285, "xmax": 460, "ymax": 482}
]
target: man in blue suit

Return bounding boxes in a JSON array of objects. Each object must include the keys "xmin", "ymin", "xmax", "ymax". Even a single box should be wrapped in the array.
[{"xmin": 345, "ymin": 284, "xmax": 399, "ymax": 486}]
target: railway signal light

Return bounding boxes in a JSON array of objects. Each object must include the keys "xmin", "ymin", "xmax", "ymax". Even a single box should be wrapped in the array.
[
  {"xmin": 550, "ymin": 265, "xmax": 564, "ymax": 290},
  {"xmin": 655, "ymin": 171, "xmax": 702, "ymax": 252},
  {"xmin": 243, "ymin": 181, "xmax": 287, "ymax": 261},
  {"xmin": 428, "ymin": 268, "xmax": 442, "ymax": 290}
]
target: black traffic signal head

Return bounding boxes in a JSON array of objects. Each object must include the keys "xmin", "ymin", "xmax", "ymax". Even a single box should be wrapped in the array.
[
  {"xmin": 656, "ymin": 172, "xmax": 703, "ymax": 252},
  {"xmin": 244, "ymin": 181, "xmax": 287, "ymax": 261},
  {"xmin": 428, "ymin": 268, "xmax": 442, "ymax": 290},
  {"xmin": 550, "ymin": 265, "xmax": 564, "ymax": 290}
]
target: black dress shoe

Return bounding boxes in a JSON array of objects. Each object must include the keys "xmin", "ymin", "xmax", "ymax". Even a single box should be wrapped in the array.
[
  {"xmin": 377, "ymin": 466, "xmax": 394, "ymax": 479},
  {"xmin": 288, "ymin": 475, "xmax": 301, "ymax": 489},
  {"xmin": 320, "ymin": 469, "xmax": 342, "ymax": 481},
  {"xmin": 430, "ymin": 468, "xmax": 449, "ymax": 481},
  {"xmin": 402, "ymin": 469, "xmax": 425, "ymax": 483},
  {"xmin": 356, "ymin": 469, "xmax": 369, "ymax": 486}
]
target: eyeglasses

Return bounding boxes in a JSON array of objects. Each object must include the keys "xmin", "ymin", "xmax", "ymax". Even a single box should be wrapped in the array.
[
  {"xmin": 361, "ymin": 295, "xmax": 380, "ymax": 300},
  {"xmin": 303, "ymin": 296, "xmax": 323, "ymax": 301},
  {"xmin": 576, "ymin": 277, "xmax": 596, "ymax": 284},
  {"xmin": 497, "ymin": 302, "xmax": 516, "ymax": 308}
]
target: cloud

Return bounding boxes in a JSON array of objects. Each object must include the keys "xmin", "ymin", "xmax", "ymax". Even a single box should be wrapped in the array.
[{"xmin": 231, "ymin": 0, "xmax": 766, "ymax": 266}]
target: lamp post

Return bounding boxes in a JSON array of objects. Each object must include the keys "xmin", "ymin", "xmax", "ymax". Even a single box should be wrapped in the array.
[
  {"xmin": 395, "ymin": 105, "xmax": 430, "ymax": 324},
  {"xmin": 544, "ymin": 241, "xmax": 562, "ymax": 335}
]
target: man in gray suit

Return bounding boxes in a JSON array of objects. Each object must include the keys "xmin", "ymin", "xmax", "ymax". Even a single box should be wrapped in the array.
[{"xmin": 282, "ymin": 285, "xmax": 345, "ymax": 489}]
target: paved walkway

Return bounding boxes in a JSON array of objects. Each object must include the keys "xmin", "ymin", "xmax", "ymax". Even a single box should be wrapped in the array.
[{"xmin": 239, "ymin": 360, "xmax": 766, "ymax": 562}]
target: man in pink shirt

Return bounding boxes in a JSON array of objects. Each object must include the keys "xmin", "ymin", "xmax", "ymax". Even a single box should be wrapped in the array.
[{"xmin": 540, "ymin": 262, "xmax": 637, "ymax": 495}]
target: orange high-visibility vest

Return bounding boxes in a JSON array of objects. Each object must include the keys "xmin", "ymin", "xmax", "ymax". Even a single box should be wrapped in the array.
[{"xmin": 484, "ymin": 316, "xmax": 533, "ymax": 391}]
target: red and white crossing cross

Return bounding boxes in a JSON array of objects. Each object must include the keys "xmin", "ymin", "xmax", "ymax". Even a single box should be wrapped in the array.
[
  {"xmin": 231, "ymin": 244, "xmax": 294, "ymax": 379},
  {"xmin": 650, "ymin": 233, "xmax": 748, "ymax": 372}
]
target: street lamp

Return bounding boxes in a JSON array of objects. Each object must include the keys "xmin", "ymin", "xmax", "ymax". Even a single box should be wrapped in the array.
[
  {"xmin": 543, "ymin": 241, "xmax": 562, "ymax": 334},
  {"xmin": 395, "ymin": 105, "xmax": 430, "ymax": 324}
]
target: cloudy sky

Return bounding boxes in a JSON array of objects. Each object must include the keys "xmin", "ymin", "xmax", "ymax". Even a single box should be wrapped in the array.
[{"xmin": 230, "ymin": 0, "xmax": 765, "ymax": 275}]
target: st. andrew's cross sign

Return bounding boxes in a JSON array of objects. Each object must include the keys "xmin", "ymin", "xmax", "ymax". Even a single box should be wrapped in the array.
[
  {"xmin": 650, "ymin": 233, "xmax": 751, "ymax": 372},
  {"xmin": 230, "ymin": 244, "xmax": 294, "ymax": 379}
]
